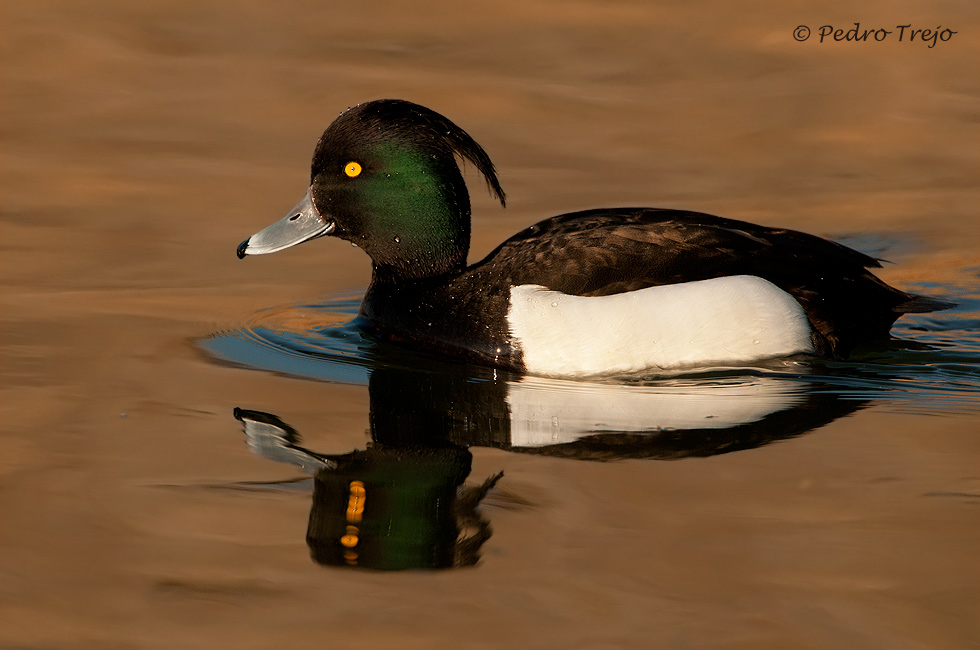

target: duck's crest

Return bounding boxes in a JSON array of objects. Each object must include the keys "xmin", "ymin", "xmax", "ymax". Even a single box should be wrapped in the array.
[{"xmin": 343, "ymin": 99, "xmax": 507, "ymax": 207}]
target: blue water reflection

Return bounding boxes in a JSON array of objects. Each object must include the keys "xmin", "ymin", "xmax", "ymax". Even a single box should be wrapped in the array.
[
  {"xmin": 198, "ymin": 279, "xmax": 978, "ymax": 570},
  {"xmin": 201, "ymin": 283, "xmax": 980, "ymax": 416}
]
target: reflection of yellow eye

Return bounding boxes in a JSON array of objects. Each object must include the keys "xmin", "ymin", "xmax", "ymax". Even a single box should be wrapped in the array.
[
  {"xmin": 344, "ymin": 161, "xmax": 362, "ymax": 177},
  {"xmin": 340, "ymin": 533, "xmax": 359, "ymax": 548}
]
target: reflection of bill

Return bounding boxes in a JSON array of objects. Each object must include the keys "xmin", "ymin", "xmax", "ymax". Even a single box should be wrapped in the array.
[
  {"xmin": 232, "ymin": 366, "xmax": 862, "ymax": 569},
  {"xmin": 235, "ymin": 408, "xmax": 501, "ymax": 570}
]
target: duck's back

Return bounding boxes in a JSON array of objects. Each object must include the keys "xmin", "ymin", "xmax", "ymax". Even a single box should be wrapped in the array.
[{"xmin": 472, "ymin": 208, "xmax": 940, "ymax": 358}]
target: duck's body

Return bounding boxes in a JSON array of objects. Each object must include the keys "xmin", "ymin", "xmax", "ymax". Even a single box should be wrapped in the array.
[{"xmin": 238, "ymin": 99, "xmax": 949, "ymax": 377}]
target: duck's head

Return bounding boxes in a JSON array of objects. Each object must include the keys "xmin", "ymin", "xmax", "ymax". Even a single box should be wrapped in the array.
[{"xmin": 238, "ymin": 99, "xmax": 506, "ymax": 279}]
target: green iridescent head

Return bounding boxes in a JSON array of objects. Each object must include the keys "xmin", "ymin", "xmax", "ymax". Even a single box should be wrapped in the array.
[{"xmin": 239, "ymin": 100, "xmax": 506, "ymax": 280}]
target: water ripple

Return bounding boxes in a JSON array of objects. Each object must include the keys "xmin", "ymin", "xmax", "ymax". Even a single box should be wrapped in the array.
[{"xmin": 200, "ymin": 283, "xmax": 980, "ymax": 416}]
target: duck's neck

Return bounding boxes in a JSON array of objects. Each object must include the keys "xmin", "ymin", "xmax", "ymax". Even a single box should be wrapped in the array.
[
  {"xmin": 361, "ymin": 263, "xmax": 462, "ymax": 340},
  {"xmin": 366, "ymin": 202, "xmax": 471, "ymax": 282},
  {"xmin": 369, "ymin": 257, "xmax": 465, "ymax": 288}
]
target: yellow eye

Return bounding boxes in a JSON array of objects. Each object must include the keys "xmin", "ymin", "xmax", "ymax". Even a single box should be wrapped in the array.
[{"xmin": 344, "ymin": 161, "xmax": 362, "ymax": 177}]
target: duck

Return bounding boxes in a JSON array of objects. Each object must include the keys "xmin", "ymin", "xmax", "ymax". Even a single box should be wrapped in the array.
[{"xmin": 237, "ymin": 99, "xmax": 951, "ymax": 377}]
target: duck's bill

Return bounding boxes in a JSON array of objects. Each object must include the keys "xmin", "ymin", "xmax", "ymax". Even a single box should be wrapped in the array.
[{"xmin": 237, "ymin": 189, "xmax": 335, "ymax": 258}]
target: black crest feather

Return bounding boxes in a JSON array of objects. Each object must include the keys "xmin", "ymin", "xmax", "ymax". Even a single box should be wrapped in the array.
[{"xmin": 338, "ymin": 99, "xmax": 506, "ymax": 207}]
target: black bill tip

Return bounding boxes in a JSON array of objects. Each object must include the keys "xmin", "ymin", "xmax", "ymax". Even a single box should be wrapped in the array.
[{"xmin": 236, "ymin": 238, "xmax": 250, "ymax": 259}]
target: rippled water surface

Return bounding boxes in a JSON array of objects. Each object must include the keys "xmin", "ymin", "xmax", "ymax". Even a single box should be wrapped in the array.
[
  {"xmin": 203, "ymin": 280, "xmax": 980, "ymax": 414},
  {"xmin": 3, "ymin": 1, "xmax": 979, "ymax": 648}
]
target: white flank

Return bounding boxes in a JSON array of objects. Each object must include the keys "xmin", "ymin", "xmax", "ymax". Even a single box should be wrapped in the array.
[
  {"xmin": 507, "ymin": 275, "xmax": 814, "ymax": 377},
  {"xmin": 506, "ymin": 375, "xmax": 806, "ymax": 448}
]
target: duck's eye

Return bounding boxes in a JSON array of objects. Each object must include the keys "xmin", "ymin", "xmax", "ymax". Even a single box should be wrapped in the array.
[{"xmin": 344, "ymin": 161, "xmax": 362, "ymax": 178}]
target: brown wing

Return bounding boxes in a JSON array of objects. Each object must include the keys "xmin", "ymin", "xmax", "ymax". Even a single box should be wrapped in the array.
[{"xmin": 471, "ymin": 208, "xmax": 932, "ymax": 357}]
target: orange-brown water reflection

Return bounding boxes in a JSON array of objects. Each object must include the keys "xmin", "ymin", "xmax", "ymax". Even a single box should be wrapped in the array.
[{"xmin": 2, "ymin": 0, "xmax": 978, "ymax": 647}]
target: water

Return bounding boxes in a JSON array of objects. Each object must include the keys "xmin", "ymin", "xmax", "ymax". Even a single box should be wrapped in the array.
[
  {"xmin": 202, "ymin": 282, "xmax": 980, "ymax": 414},
  {"xmin": 196, "ymin": 270, "xmax": 979, "ymax": 571},
  {"xmin": 4, "ymin": 1, "xmax": 979, "ymax": 646}
]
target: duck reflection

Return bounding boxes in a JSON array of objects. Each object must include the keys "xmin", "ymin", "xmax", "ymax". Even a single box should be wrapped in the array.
[
  {"xmin": 234, "ymin": 408, "xmax": 500, "ymax": 570},
  {"xmin": 233, "ymin": 365, "xmax": 862, "ymax": 570}
]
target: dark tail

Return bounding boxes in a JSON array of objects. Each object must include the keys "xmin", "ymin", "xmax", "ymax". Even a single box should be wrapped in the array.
[{"xmin": 893, "ymin": 294, "xmax": 957, "ymax": 314}]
